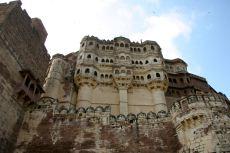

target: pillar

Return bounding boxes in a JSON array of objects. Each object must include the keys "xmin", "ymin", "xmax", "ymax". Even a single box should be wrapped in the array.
[
  {"xmin": 118, "ymin": 88, "xmax": 128, "ymax": 115},
  {"xmin": 152, "ymin": 88, "xmax": 168, "ymax": 113}
]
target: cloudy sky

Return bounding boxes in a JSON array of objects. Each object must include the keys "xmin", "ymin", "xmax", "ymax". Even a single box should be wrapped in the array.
[{"xmin": 1, "ymin": 0, "xmax": 230, "ymax": 98}]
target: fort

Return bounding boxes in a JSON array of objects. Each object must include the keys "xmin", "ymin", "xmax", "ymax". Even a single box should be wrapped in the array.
[{"xmin": 0, "ymin": 1, "xmax": 229, "ymax": 153}]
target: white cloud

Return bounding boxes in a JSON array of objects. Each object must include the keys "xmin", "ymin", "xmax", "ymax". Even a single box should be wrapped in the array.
[{"xmin": 1, "ymin": 0, "xmax": 193, "ymax": 59}]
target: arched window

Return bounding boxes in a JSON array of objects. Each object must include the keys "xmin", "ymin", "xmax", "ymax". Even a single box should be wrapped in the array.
[
  {"xmin": 180, "ymin": 78, "xmax": 184, "ymax": 83},
  {"xmin": 110, "ymin": 46, "xmax": 113, "ymax": 50},
  {"xmin": 106, "ymin": 59, "xmax": 109, "ymax": 63},
  {"xmin": 147, "ymin": 74, "xmax": 151, "ymax": 80},
  {"xmin": 87, "ymin": 54, "xmax": 91, "ymax": 59},
  {"xmin": 137, "ymin": 48, "xmax": 141, "ymax": 52},
  {"xmin": 143, "ymin": 47, "xmax": 146, "ymax": 52},
  {"xmin": 77, "ymin": 69, "xmax": 80, "ymax": 74},
  {"xmin": 135, "ymin": 61, "xmax": 138, "ymax": 64},
  {"xmin": 110, "ymin": 59, "xmax": 113, "ymax": 63},
  {"xmin": 85, "ymin": 68, "xmax": 90, "ymax": 73},
  {"xmin": 136, "ymin": 76, "xmax": 140, "ymax": 80},
  {"xmin": 145, "ymin": 60, "xmax": 149, "ymax": 64},
  {"xmin": 79, "ymin": 55, "xmax": 82, "ymax": 59},
  {"xmin": 89, "ymin": 41, "xmax": 93, "ymax": 45},
  {"xmin": 156, "ymin": 73, "xmax": 160, "ymax": 78},
  {"xmin": 139, "ymin": 61, "xmax": 143, "ymax": 65},
  {"xmin": 115, "ymin": 70, "xmax": 119, "ymax": 74},
  {"xmin": 94, "ymin": 71, "xmax": 97, "ymax": 76},
  {"xmin": 96, "ymin": 44, "xmax": 99, "ymax": 49},
  {"xmin": 101, "ymin": 74, "xmax": 104, "ymax": 78},
  {"xmin": 95, "ymin": 57, "xmax": 98, "ymax": 62},
  {"xmin": 81, "ymin": 43, "xmax": 85, "ymax": 47},
  {"xmin": 133, "ymin": 76, "xmax": 135, "ymax": 79},
  {"xmin": 169, "ymin": 78, "xmax": 172, "ymax": 82},
  {"xmin": 120, "ymin": 56, "xmax": 125, "ymax": 60},
  {"xmin": 109, "ymin": 74, "xmax": 112, "ymax": 78},
  {"xmin": 134, "ymin": 48, "xmax": 136, "ymax": 52},
  {"xmin": 106, "ymin": 46, "xmax": 110, "ymax": 50},
  {"xmin": 101, "ymin": 59, "xmax": 105, "ymax": 62},
  {"xmin": 120, "ymin": 43, "xmax": 124, "ymax": 47},
  {"xmin": 105, "ymin": 74, "xmax": 108, "ymax": 79},
  {"xmin": 131, "ymin": 60, "xmax": 134, "ymax": 64},
  {"xmin": 115, "ymin": 43, "xmax": 119, "ymax": 46},
  {"xmin": 141, "ymin": 76, "xmax": 144, "ymax": 80},
  {"xmin": 153, "ymin": 58, "xmax": 158, "ymax": 62},
  {"xmin": 125, "ymin": 44, "xmax": 129, "ymax": 48},
  {"xmin": 126, "ymin": 56, "xmax": 130, "ymax": 60},
  {"xmin": 151, "ymin": 45, "xmax": 154, "ymax": 50},
  {"xmin": 173, "ymin": 79, "xmax": 177, "ymax": 83},
  {"xmin": 130, "ymin": 47, "xmax": 133, "ymax": 51}
]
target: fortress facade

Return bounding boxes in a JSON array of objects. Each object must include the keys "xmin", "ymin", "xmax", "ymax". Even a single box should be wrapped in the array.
[{"xmin": 0, "ymin": 1, "xmax": 230, "ymax": 153}]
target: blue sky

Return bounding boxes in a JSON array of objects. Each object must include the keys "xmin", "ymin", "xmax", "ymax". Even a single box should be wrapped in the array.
[{"xmin": 1, "ymin": 0, "xmax": 229, "ymax": 98}]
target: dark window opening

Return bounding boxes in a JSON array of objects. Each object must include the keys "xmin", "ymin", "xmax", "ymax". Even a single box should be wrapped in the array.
[
  {"xmin": 147, "ymin": 74, "xmax": 151, "ymax": 79},
  {"xmin": 156, "ymin": 73, "xmax": 160, "ymax": 78}
]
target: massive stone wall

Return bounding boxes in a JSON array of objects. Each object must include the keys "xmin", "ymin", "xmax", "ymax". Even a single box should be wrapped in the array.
[
  {"xmin": 0, "ymin": 1, "xmax": 50, "ymax": 152},
  {"xmin": 14, "ymin": 98, "xmax": 181, "ymax": 153}
]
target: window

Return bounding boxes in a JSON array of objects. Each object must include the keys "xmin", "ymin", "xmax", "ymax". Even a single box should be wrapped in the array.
[
  {"xmin": 110, "ymin": 46, "xmax": 113, "ymax": 50},
  {"xmin": 109, "ymin": 74, "xmax": 112, "ymax": 78},
  {"xmin": 105, "ymin": 74, "xmax": 108, "ymax": 79},
  {"xmin": 106, "ymin": 59, "xmax": 109, "ymax": 63},
  {"xmin": 85, "ymin": 68, "xmax": 90, "ymax": 73},
  {"xmin": 121, "ymin": 70, "xmax": 125, "ymax": 73},
  {"xmin": 126, "ymin": 56, "xmax": 130, "ymax": 60},
  {"xmin": 95, "ymin": 57, "xmax": 98, "ymax": 62},
  {"xmin": 143, "ymin": 47, "xmax": 146, "ymax": 52},
  {"xmin": 120, "ymin": 56, "xmax": 125, "ymax": 60},
  {"xmin": 79, "ymin": 55, "xmax": 82, "ymax": 59},
  {"xmin": 96, "ymin": 44, "xmax": 99, "ymax": 49},
  {"xmin": 145, "ymin": 60, "xmax": 149, "ymax": 64},
  {"xmin": 135, "ymin": 61, "xmax": 138, "ymax": 64},
  {"xmin": 131, "ymin": 60, "xmax": 134, "ymax": 64},
  {"xmin": 87, "ymin": 54, "xmax": 91, "ymax": 59},
  {"xmin": 187, "ymin": 78, "xmax": 190, "ymax": 83},
  {"xmin": 130, "ymin": 47, "xmax": 133, "ymax": 51},
  {"xmin": 101, "ymin": 59, "xmax": 105, "ymax": 62},
  {"xmin": 134, "ymin": 48, "xmax": 136, "ymax": 52},
  {"xmin": 151, "ymin": 45, "xmax": 154, "ymax": 50},
  {"xmin": 153, "ymin": 59, "xmax": 158, "ymax": 62},
  {"xmin": 127, "ymin": 70, "xmax": 131, "ymax": 75},
  {"xmin": 138, "ymin": 48, "xmax": 141, "ymax": 52},
  {"xmin": 89, "ymin": 41, "xmax": 93, "ymax": 45},
  {"xmin": 180, "ymin": 78, "xmax": 184, "ymax": 83},
  {"xmin": 102, "ymin": 46, "xmax": 105, "ymax": 50},
  {"xmin": 125, "ymin": 44, "xmax": 129, "ymax": 48},
  {"xmin": 115, "ymin": 43, "xmax": 119, "ymax": 46},
  {"xmin": 77, "ymin": 69, "xmax": 80, "ymax": 74},
  {"xmin": 173, "ymin": 79, "xmax": 177, "ymax": 83},
  {"xmin": 25, "ymin": 77, "xmax": 30, "ymax": 86},
  {"xmin": 156, "ymin": 73, "xmax": 160, "ymax": 78},
  {"xmin": 120, "ymin": 43, "xmax": 124, "ymax": 47},
  {"xmin": 94, "ymin": 71, "xmax": 97, "ymax": 76},
  {"xmin": 169, "ymin": 78, "xmax": 172, "ymax": 82},
  {"xmin": 141, "ymin": 76, "xmax": 144, "ymax": 80},
  {"xmin": 101, "ymin": 74, "xmax": 104, "ymax": 78},
  {"xmin": 147, "ymin": 74, "xmax": 151, "ymax": 79},
  {"xmin": 110, "ymin": 59, "xmax": 113, "ymax": 63},
  {"xmin": 81, "ymin": 43, "xmax": 85, "ymax": 47},
  {"xmin": 139, "ymin": 61, "xmax": 143, "ymax": 65},
  {"xmin": 115, "ymin": 70, "xmax": 119, "ymax": 74},
  {"xmin": 106, "ymin": 46, "xmax": 110, "ymax": 50}
]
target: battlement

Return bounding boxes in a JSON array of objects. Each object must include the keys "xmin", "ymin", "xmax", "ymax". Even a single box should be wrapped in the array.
[
  {"xmin": 170, "ymin": 93, "xmax": 228, "ymax": 115},
  {"xmin": 34, "ymin": 97, "xmax": 170, "ymax": 125}
]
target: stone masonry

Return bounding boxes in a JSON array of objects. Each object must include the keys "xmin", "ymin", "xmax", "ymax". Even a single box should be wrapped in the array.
[{"xmin": 0, "ymin": 1, "xmax": 230, "ymax": 153}]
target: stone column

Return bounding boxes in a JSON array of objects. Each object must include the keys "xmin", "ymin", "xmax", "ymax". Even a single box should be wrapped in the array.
[
  {"xmin": 118, "ymin": 88, "xmax": 128, "ymax": 115},
  {"xmin": 76, "ymin": 84, "xmax": 93, "ymax": 108},
  {"xmin": 152, "ymin": 88, "xmax": 167, "ymax": 113}
]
